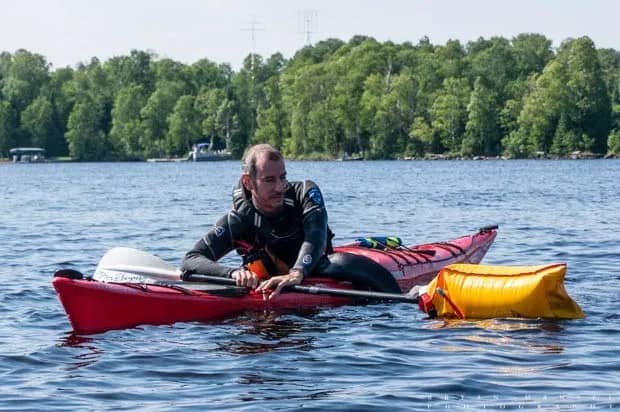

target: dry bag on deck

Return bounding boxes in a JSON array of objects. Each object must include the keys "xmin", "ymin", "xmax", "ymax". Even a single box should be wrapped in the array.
[
  {"xmin": 355, "ymin": 236, "xmax": 402, "ymax": 250},
  {"xmin": 418, "ymin": 263, "xmax": 584, "ymax": 319}
]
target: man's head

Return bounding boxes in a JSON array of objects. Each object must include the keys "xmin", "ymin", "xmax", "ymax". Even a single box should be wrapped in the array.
[{"xmin": 241, "ymin": 144, "xmax": 287, "ymax": 215}]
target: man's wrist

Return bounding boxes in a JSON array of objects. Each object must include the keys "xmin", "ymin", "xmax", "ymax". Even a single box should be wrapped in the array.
[{"xmin": 289, "ymin": 269, "xmax": 304, "ymax": 280}]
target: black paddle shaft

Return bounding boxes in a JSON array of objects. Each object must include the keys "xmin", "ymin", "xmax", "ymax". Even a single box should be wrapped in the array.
[{"xmin": 183, "ymin": 273, "xmax": 419, "ymax": 304}]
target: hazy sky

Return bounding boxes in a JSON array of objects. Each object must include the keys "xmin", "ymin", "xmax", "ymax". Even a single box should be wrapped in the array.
[{"xmin": 3, "ymin": 0, "xmax": 619, "ymax": 69}]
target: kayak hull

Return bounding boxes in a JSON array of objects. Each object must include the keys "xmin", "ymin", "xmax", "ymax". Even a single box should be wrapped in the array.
[
  {"xmin": 53, "ymin": 277, "xmax": 352, "ymax": 335},
  {"xmin": 53, "ymin": 228, "xmax": 497, "ymax": 334}
]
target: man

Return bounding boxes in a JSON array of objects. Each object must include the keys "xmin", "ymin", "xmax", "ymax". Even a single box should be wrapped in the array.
[{"xmin": 181, "ymin": 143, "xmax": 332, "ymax": 299}]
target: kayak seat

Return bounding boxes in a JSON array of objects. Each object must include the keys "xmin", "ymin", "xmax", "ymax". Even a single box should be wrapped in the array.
[{"xmin": 317, "ymin": 252, "xmax": 401, "ymax": 294}]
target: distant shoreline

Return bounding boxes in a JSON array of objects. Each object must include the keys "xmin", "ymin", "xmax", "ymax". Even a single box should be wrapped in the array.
[{"xmin": 2, "ymin": 155, "xmax": 618, "ymax": 163}]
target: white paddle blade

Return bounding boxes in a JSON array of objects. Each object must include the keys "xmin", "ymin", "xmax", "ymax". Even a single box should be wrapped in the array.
[{"xmin": 94, "ymin": 247, "xmax": 181, "ymax": 283}]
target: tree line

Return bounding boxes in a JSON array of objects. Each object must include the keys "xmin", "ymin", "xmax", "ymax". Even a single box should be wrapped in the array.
[{"xmin": 1, "ymin": 34, "xmax": 620, "ymax": 161}]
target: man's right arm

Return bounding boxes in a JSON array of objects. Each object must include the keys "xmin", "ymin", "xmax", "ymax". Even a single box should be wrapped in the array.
[{"xmin": 181, "ymin": 215, "xmax": 236, "ymax": 277}]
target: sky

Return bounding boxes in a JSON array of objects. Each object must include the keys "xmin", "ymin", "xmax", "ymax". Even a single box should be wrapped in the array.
[{"xmin": 2, "ymin": 0, "xmax": 620, "ymax": 70}]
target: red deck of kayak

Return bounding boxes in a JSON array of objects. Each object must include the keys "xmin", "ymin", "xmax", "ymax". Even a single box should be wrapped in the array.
[{"xmin": 53, "ymin": 228, "xmax": 497, "ymax": 334}]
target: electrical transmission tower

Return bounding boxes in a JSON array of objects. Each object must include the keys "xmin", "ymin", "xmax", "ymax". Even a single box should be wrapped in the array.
[
  {"xmin": 298, "ymin": 9, "xmax": 318, "ymax": 46},
  {"xmin": 242, "ymin": 15, "xmax": 265, "ymax": 71}
]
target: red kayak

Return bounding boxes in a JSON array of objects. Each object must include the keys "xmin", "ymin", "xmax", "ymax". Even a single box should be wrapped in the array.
[{"xmin": 53, "ymin": 226, "xmax": 497, "ymax": 334}]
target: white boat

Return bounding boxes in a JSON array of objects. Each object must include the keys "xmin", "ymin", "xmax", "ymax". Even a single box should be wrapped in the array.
[
  {"xmin": 189, "ymin": 143, "xmax": 232, "ymax": 161},
  {"xmin": 9, "ymin": 147, "xmax": 46, "ymax": 163}
]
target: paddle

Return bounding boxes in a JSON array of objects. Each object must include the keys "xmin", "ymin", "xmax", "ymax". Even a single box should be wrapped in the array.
[
  {"xmin": 94, "ymin": 247, "xmax": 182, "ymax": 283},
  {"xmin": 182, "ymin": 273, "xmax": 420, "ymax": 303},
  {"xmin": 94, "ymin": 247, "xmax": 419, "ymax": 303}
]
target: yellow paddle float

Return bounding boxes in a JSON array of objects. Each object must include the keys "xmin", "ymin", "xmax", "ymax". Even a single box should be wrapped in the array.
[{"xmin": 417, "ymin": 263, "xmax": 584, "ymax": 319}]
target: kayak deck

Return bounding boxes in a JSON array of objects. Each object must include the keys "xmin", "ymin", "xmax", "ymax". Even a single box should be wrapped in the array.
[
  {"xmin": 334, "ymin": 227, "xmax": 497, "ymax": 288},
  {"xmin": 53, "ymin": 227, "xmax": 497, "ymax": 334}
]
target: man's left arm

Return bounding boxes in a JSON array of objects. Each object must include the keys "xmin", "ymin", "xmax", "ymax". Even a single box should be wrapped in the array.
[{"xmin": 291, "ymin": 181, "xmax": 328, "ymax": 276}]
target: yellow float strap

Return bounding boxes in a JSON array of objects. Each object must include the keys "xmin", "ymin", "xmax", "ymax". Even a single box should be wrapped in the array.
[{"xmin": 418, "ymin": 263, "xmax": 584, "ymax": 319}]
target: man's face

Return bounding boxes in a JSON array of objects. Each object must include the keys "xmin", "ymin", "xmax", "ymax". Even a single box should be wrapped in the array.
[{"xmin": 246, "ymin": 154, "xmax": 287, "ymax": 214}]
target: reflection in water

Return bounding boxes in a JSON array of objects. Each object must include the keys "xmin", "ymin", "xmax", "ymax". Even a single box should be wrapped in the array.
[
  {"xmin": 57, "ymin": 332, "xmax": 104, "ymax": 370},
  {"xmin": 216, "ymin": 310, "xmax": 326, "ymax": 355},
  {"xmin": 58, "ymin": 333, "xmax": 94, "ymax": 347},
  {"xmin": 431, "ymin": 318, "xmax": 566, "ymax": 332},
  {"xmin": 430, "ymin": 318, "xmax": 566, "ymax": 354},
  {"xmin": 215, "ymin": 310, "xmax": 338, "ymax": 402}
]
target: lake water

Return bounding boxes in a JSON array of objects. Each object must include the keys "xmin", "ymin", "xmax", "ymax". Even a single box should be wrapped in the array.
[{"xmin": 1, "ymin": 159, "xmax": 618, "ymax": 410}]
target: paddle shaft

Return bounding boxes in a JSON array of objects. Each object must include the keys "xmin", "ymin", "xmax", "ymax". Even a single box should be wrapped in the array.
[{"xmin": 184, "ymin": 273, "xmax": 419, "ymax": 303}]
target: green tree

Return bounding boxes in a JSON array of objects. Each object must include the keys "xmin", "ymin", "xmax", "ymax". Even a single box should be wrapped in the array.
[
  {"xmin": 289, "ymin": 38, "xmax": 345, "ymax": 67},
  {"xmin": 109, "ymin": 84, "xmax": 147, "ymax": 159},
  {"xmin": 104, "ymin": 50, "xmax": 155, "ymax": 95},
  {"xmin": 325, "ymin": 37, "xmax": 391, "ymax": 155},
  {"xmin": 195, "ymin": 87, "xmax": 232, "ymax": 150},
  {"xmin": 229, "ymin": 54, "xmax": 265, "ymax": 157},
  {"xmin": 463, "ymin": 77, "xmax": 500, "ymax": 156},
  {"xmin": 498, "ymin": 79, "xmax": 529, "ymax": 140},
  {"xmin": 41, "ymin": 67, "xmax": 74, "ymax": 156},
  {"xmin": 0, "ymin": 51, "xmax": 11, "ymax": 82},
  {"xmin": 510, "ymin": 37, "xmax": 611, "ymax": 157},
  {"xmin": 228, "ymin": 73, "xmax": 252, "ymax": 157},
  {"xmin": 511, "ymin": 33, "xmax": 554, "ymax": 77},
  {"xmin": 188, "ymin": 59, "xmax": 230, "ymax": 93},
  {"xmin": 410, "ymin": 46, "xmax": 443, "ymax": 111},
  {"xmin": 430, "ymin": 77, "xmax": 470, "ymax": 153},
  {"xmin": 20, "ymin": 96, "xmax": 56, "ymax": 149},
  {"xmin": 359, "ymin": 74, "xmax": 383, "ymax": 157},
  {"xmin": 255, "ymin": 77, "xmax": 287, "ymax": 150},
  {"xmin": 0, "ymin": 101, "xmax": 17, "ymax": 157},
  {"xmin": 435, "ymin": 39, "xmax": 467, "ymax": 79},
  {"xmin": 1, "ymin": 50, "xmax": 50, "ymax": 113},
  {"xmin": 609, "ymin": 102, "xmax": 620, "ymax": 154},
  {"xmin": 64, "ymin": 58, "xmax": 114, "ymax": 159},
  {"xmin": 608, "ymin": 129, "xmax": 620, "ymax": 154},
  {"xmin": 167, "ymin": 94, "xmax": 200, "ymax": 156},
  {"xmin": 306, "ymin": 101, "xmax": 338, "ymax": 157},
  {"xmin": 216, "ymin": 93, "xmax": 237, "ymax": 151},
  {"xmin": 154, "ymin": 58, "xmax": 191, "ymax": 91},
  {"xmin": 65, "ymin": 99, "xmax": 106, "ymax": 160},
  {"xmin": 551, "ymin": 113, "xmax": 585, "ymax": 154},
  {"xmin": 284, "ymin": 63, "xmax": 335, "ymax": 156},
  {"xmin": 467, "ymin": 37, "xmax": 517, "ymax": 101},
  {"xmin": 560, "ymin": 37, "xmax": 611, "ymax": 154},
  {"xmin": 381, "ymin": 71, "xmax": 419, "ymax": 157},
  {"xmin": 504, "ymin": 64, "xmax": 562, "ymax": 157},
  {"xmin": 140, "ymin": 81, "xmax": 185, "ymax": 157},
  {"xmin": 408, "ymin": 116, "xmax": 434, "ymax": 156},
  {"xmin": 359, "ymin": 70, "xmax": 418, "ymax": 158}
]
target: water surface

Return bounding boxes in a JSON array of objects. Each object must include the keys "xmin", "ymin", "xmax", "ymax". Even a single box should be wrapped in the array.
[{"xmin": 1, "ymin": 160, "xmax": 618, "ymax": 410}]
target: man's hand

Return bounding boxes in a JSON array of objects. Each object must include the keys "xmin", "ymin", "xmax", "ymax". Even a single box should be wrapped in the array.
[
  {"xmin": 230, "ymin": 268, "xmax": 260, "ymax": 289},
  {"xmin": 256, "ymin": 270, "xmax": 304, "ymax": 300}
]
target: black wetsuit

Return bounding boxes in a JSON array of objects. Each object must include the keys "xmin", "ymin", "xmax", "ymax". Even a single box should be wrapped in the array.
[
  {"xmin": 182, "ymin": 179, "xmax": 401, "ymax": 293},
  {"xmin": 182, "ymin": 179, "xmax": 332, "ymax": 278}
]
